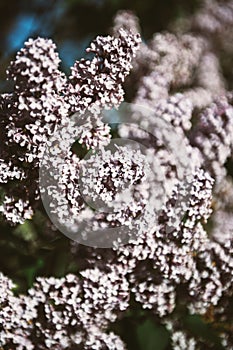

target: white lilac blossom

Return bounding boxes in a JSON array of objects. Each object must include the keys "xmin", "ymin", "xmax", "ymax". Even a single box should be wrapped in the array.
[
  {"xmin": 165, "ymin": 320, "xmax": 197, "ymax": 350},
  {"xmin": 190, "ymin": 93, "xmax": 233, "ymax": 182},
  {"xmin": 41, "ymin": 144, "xmax": 154, "ymax": 247},
  {"xmin": 0, "ymin": 7, "xmax": 233, "ymax": 350},
  {"xmin": 212, "ymin": 210, "xmax": 233, "ymax": 250},
  {"xmin": 118, "ymin": 94, "xmax": 202, "ymax": 202},
  {"xmin": 131, "ymin": 32, "xmax": 206, "ymax": 105},
  {"xmin": 128, "ymin": 17, "xmax": 226, "ymax": 109},
  {"xmin": 67, "ymin": 28, "xmax": 141, "ymax": 113},
  {"xmin": 79, "ymin": 145, "xmax": 151, "ymax": 232},
  {"xmin": 0, "ymin": 273, "xmax": 36, "ymax": 350},
  {"xmin": 0, "ymin": 273, "xmax": 126, "ymax": 350},
  {"xmin": 0, "ymin": 196, "xmax": 33, "ymax": 224},
  {"xmin": 113, "ymin": 170, "xmax": 216, "ymax": 316},
  {"xmin": 112, "ymin": 10, "xmax": 140, "ymax": 35},
  {"xmin": 191, "ymin": 0, "xmax": 233, "ymax": 57},
  {"xmin": 7, "ymin": 37, "xmax": 66, "ymax": 94},
  {"xmin": 80, "ymin": 146, "xmax": 148, "ymax": 204},
  {"xmin": 0, "ymin": 159, "xmax": 25, "ymax": 183},
  {"xmin": 0, "ymin": 29, "xmax": 140, "ymax": 225}
]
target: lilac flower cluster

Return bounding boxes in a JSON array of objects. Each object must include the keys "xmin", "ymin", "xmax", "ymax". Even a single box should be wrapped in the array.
[
  {"xmin": 190, "ymin": 94, "xmax": 233, "ymax": 182},
  {"xmin": 1, "ymin": 3, "xmax": 233, "ymax": 350},
  {"xmin": 0, "ymin": 29, "xmax": 140, "ymax": 225},
  {"xmin": 0, "ymin": 272, "xmax": 127, "ymax": 350}
]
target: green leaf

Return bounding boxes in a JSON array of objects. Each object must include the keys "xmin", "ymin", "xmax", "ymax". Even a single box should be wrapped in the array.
[{"xmin": 137, "ymin": 319, "xmax": 169, "ymax": 350}]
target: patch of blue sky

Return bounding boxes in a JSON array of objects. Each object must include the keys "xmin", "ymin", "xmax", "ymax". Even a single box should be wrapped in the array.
[
  {"xmin": 59, "ymin": 37, "xmax": 93, "ymax": 71},
  {"xmin": 5, "ymin": 1, "xmax": 66, "ymax": 57},
  {"xmin": 7, "ymin": 14, "xmax": 40, "ymax": 55}
]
